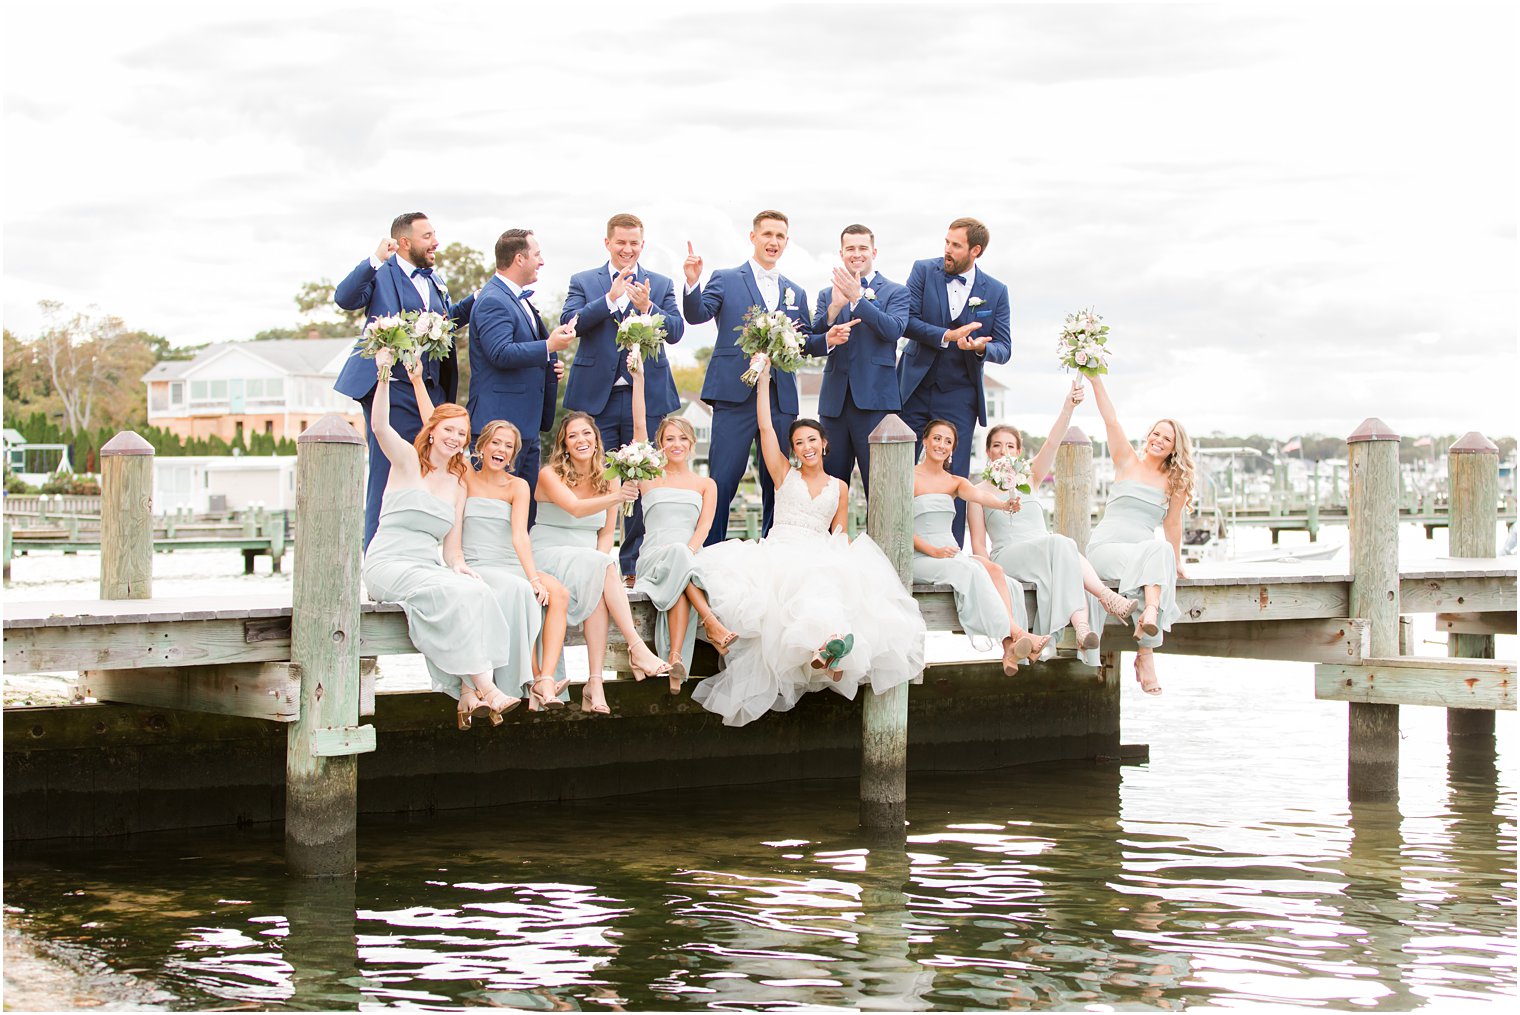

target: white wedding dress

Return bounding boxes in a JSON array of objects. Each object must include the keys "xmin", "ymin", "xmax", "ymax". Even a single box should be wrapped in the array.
[{"xmin": 691, "ymin": 470, "xmax": 927, "ymax": 727}]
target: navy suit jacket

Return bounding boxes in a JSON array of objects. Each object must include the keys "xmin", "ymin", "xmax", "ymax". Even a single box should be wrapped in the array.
[
  {"xmin": 683, "ymin": 263, "xmax": 808, "ymax": 415},
  {"xmin": 561, "ymin": 263, "xmax": 685, "ymax": 418},
  {"xmin": 332, "ymin": 256, "xmax": 473, "ymax": 412},
  {"xmin": 897, "ymin": 257, "xmax": 1012, "ymax": 425},
  {"xmin": 804, "ymin": 271, "xmax": 908, "ymax": 416},
  {"xmin": 466, "ymin": 275, "xmax": 560, "ymax": 440}
]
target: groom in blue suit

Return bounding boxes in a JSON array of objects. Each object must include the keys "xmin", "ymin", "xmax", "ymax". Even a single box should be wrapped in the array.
[
  {"xmin": 804, "ymin": 224, "xmax": 909, "ymax": 494},
  {"xmin": 683, "ymin": 210, "xmax": 808, "ymax": 543},
  {"xmin": 898, "ymin": 217, "xmax": 1013, "ymax": 544},
  {"xmin": 467, "ymin": 229, "xmax": 575, "ymax": 525},
  {"xmin": 331, "ymin": 212, "xmax": 476, "ymax": 548},
  {"xmin": 562, "ymin": 213, "xmax": 685, "ymax": 579}
]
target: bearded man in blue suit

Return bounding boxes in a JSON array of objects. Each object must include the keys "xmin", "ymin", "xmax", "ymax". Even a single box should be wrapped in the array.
[
  {"xmin": 467, "ymin": 229, "xmax": 575, "ymax": 525},
  {"xmin": 682, "ymin": 210, "xmax": 808, "ymax": 543},
  {"xmin": 804, "ymin": 224, "xmax": 909, "ymax": 494},
  {"xmin": 562, "ymin": 212, "xmax": 685, "ymax": 579},
  {"xmin": 332, "ymin": 211, "xmax": 475, "ymax": 548},
  {"xmin": 898, "ymin": 217, "xmax": 1013, "ymax": 544}
]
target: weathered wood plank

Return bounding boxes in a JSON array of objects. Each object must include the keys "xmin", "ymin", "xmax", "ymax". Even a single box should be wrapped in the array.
[
  {"xmin": 310, "ymin": 724, "xmax": 377, "ymax": 757},
  {"xmin": 1399, "ymin": 575, "xmax": 1516, "ymax": 615},
  {"xmin": 1175, "ymin": 582, "xmax": 1350, "ymax": 623},
  {"xmin": 1437, "ymin": 612, "xmax": 1517, "ymax": 637},
  {"xmin": 1159, "ymin": 618, "xmax": 1369, "ymax": 663},
  {"xmin": 1316, "ymin": 656, "xmax": 1516, "ymax": 711},
  {"xmin": 81, "ymin": 663, "xmax": 299, "ymax": 722},
  {"xmin": 6, "ymin": 618, "xmax": 292, "ymax": 674}
]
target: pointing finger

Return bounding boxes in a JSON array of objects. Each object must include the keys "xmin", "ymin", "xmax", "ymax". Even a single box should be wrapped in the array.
[{"xmin": 687, "ymin": 241, "xmax": 695, "ymax": 256}]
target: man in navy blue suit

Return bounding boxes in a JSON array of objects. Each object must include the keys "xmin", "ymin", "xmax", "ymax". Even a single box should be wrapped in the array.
[
  {"xmin": 466, "ymin": 229, "xmax": 574, "ymax": 524},
  {"xmin": 682, "ymin": 210, "xmax": 809, "ymax": 543},
  {"xmin": 332, "ymin": 211, "xmax": 475, "ymax": 548},
  {"xmin": 804, "ymin": 224, "xmax": 909, "ymax": 494},
  {"xmin": 562, "ymin": 213, "xmax": 685, "ymax": 580},
  {"xmin": 898, "ymin": 217, "xmax": 1013, "ymax": 543}
]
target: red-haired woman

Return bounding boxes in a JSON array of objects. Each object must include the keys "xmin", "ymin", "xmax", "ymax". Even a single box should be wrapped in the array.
[{"xmin": 360, "ymin": 348, "xmax": 520, "ymax": 729}]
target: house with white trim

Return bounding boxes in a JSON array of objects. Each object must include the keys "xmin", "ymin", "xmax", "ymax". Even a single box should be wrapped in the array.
[{"xmin": 143, "ymin": 338, "xmax": 361, "ymax": 442}]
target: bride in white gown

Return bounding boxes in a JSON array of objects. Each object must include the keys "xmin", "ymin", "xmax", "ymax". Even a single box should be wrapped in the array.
[{"xmin": 692, "ymin": 361, "xmax": 927, "ymax": 727}]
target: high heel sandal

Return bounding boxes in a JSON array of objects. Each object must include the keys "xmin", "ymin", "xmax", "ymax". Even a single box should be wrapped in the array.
[
  {"xmin": 479, "ymin": 686, "xmax": 521, "ymax": 726},
  {"xmin": 1071, "ymin": 616, "xmax": 1101, "ymax": 650},
  {"xmin": 667, "ymin": 656, "xmax": 688, "ymax": 695},
  {"xmin": 1135, "ymin": 658, "xmax": 1163, "ymax": 696},
  {"xmin": 1000, "ymin": 637, "xmax": 1024, "ymax": 676},
  {"xmin": 1023, "ymin": 633, "xmax": 1052, "ymax": 661},
  {"xmin": 811, "ymin": 633, "xmax": 854, "ymax": 681},
  {"xmin": 580, "ymin": 684, "xmax": 612, "ymax": 716},
  {"xmin": 529, "ymin": 675, "xmax": 569, "ymax": 711},
  {"xmin": 1100, "ymin": 589, "xmax": 1138, "ymax": 620},
  {"xmin": 700, "ymin": 612, "xmax": 738, "ymax": 655},
  {"xmin": 1136, "ymin": 605, "xmax": 1160, "ymax": 640},
  {"xmin": 457, "ymin": 687, "xmax": 483, "ymax": 730},
  {"xmin": 629, "ymin": 652, "xmax": 673, "ymax": 684}
]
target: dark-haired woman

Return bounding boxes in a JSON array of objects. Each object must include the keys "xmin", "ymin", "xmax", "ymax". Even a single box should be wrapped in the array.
[{"xmin": 692, "ymin": 361, "xmax": 926, "ymax": 727}]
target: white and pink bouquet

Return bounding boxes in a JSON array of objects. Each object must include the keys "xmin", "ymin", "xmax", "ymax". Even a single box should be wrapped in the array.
[
  {"xmin": 1057, "ymin": 308, "xmax": 1110, "ymax": 377},
  {"xmin": 603, "ymin": 441, "xmax": 666, "ymax": 516},
  {"xmin": 361, "ymin": 309, "xmax": 455, "ymax": 370},
  {"xmin": 982, "ymin": 455, "xmax": 1033, "ymax": 496},
  {"xmin": 736, "ymin": 306, "xmax": 808, "ymax": 386},
  {"xmin": 615, "ymin": 313, "xmax": 667, "ymax": 372}
]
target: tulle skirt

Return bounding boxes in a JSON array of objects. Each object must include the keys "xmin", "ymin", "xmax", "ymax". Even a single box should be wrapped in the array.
[{"xmin": 691, "ymin": 529, "xmax": 927, "ymax": 727}]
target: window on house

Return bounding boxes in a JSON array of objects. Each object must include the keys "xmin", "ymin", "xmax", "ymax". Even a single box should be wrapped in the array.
[
  {"xmin": 149, "ymin": 384, "xmax": 168, "ymax": 413},
  {"xmin": 265, "ymin": 420, "xmax": 274, "ymax": 435},
  {"xmin": 170, "ymin": 381, "xmax": 184, "ymax": 406}
]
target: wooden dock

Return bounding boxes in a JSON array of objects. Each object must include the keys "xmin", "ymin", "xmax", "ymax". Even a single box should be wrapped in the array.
[{"xmin": 2, "ymin": 418, "xmax": 1515, "ymax": 871}]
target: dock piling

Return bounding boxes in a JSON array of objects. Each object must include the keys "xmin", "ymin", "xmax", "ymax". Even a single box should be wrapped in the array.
[
  {"xmin": 286, "ymin": 415, "xmax": 367, "ymax": 878},
  {"xmin": 1054, "ymin": 426, "xmax": 1094, "ymax": 552},
  {"xmin": 1346, "ymin": 418, "xmax": 1402, "ymax": 801},
  {"xmin": 860, "ymin": 413, "xmax": 916, "ymax": 835},
  {"xmin": 98, "ymin": 431, "xmax": 155, "ymax": 601},
  {"xmin": 1447, "ymin": 432, "xmax": 1500, "ymax": 743}
]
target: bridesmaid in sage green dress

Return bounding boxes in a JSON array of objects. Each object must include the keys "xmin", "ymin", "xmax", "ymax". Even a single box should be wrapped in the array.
[
  {"xmin": 967, "ymin": 380, "xmax": 1139, "ymax": 667},
  {"xmin": 534, "ymin": 411, "xmax": 672, "ymax": 715},
  {"xmin": 407, "ymin": 369, "xmax": 571, "ymax": 712},
  {"xmin": 625, "ymin": 353, "xmax": 736, "ymax": 691},
  {"xmin": 912, "ymin": 419, "xmax": 1049, "ymax": 676},
  {"xmin": 1084, "ymin": 374, "xmax": 1195, "ymax": 695},
  {"xmin": 360, "ymin": 349, "xmax": 519, "ymax": 730}
]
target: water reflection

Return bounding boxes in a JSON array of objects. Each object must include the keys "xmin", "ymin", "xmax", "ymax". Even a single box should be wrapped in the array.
[{"xmin": 5, "ymin": 746, "xmax": 1514, "ymax": 1011}]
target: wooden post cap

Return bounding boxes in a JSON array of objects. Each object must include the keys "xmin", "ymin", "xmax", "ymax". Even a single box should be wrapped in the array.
[
  {"xmin": 868, "ymin": 413, "xmax": 917, "ymax": 445},
  {"xmin": 296, "ymin": 414, "xmax": 364, "ymax": 446},
  {"xmin": 1060, "ymin": 425, "xmax": 1091, "ymax": 446},
  {"xmin": 1346, "ymin": 418, "xmax": 1400, "ymax": 443},
  {"xmin": 99, "ymin": 431, "xmax": 155, "ymax": 456},
  {"xmin": 1449, "ymin": 431, "xmax": 1499, "ymax": 455}
]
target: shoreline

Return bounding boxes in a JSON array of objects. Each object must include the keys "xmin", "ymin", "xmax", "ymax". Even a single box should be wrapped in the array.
[{"xmin": 2, "ymin": 920, "xmax": 168, "ymax": 1011}]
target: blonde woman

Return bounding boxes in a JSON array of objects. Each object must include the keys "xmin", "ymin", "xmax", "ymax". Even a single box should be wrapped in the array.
[
  {"xmin": 1085, "ymin": 374, "xmax": 1193, "ymax": 695},
  {"xmin": 626, "ymin": 352, "xmax": 736, "ymax": 691},
  {"xmin": 534, "ymin": 413, "xmax": 672, "ymax": 715},
  {"xmin": 968, "ymin": 380, "xmax": 1138, "ymax": 666}
]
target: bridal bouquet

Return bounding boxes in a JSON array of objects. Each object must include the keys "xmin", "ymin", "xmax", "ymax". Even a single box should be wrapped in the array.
[
  {"xmin": 1057, "ymin": 308, "xmax": 1110, "ymax": 377},
  {"xmin": 615, "ymin": 313, "xmax": 667, "ymax": 372},
  {"xmin": 982, "ymin": 455, "xmax": 1033, "ymax": 496},
  {"xmin": 361, "ymin": 310, "xmax": 455, "ymax": 370},
  {"xmin": 604, "ymin": 441, "xmax": 667, "ymax": 516},
  {"xmin": 736, "ymin": 307, "xmax": 807, "ymax": 386}
]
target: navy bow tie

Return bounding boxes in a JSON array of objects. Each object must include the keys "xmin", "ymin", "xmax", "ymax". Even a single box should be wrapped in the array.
[
  {"xmin": 517, "ymin": 289, "xmax": 535, "ymax": 301},
  {"xmin": 411, "ymin": 267, "xmax": 433, "ymax": 279},
  {"xmin": 947, "ymin": 273, "xmax": 967, "ymax": 285}
]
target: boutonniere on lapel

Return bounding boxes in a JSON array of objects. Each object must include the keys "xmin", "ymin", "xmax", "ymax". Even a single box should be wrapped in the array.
[
  {"xmin": 862, "ymin": 287, "xmax": 877, "ymax": 302},
  {"xmin": 968, "ymin": 296, "xmax": 986, "ymax": 308},
  {"xmin": 784, "ymin": 287, "xmax": 797, "ymax": 311}
]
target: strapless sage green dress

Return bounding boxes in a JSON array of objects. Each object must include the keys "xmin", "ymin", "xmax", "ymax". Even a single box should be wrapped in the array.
[
  {"xmin": 632, "ymin": 487, "xmax": 707, "ymax": 670},
  {"xmin": 984, "ymin": 495, "xmax": 1106, "ymax": 666},
  {"xmin": 1085, "ymin": 480, "xmax": 1181, "ymax": 649},
  {"xmin": 530, "ymin": 500, "xmax": 616, "ymax": 627},
  {"xmin": 459, "ymin": 497, "xmax": 542, "ymax": 699},
  {"xmin": 361, "ymin": 487, "xmax": 513, "ymax": 698},
  {"xmin": 910, "ymin": 493, "xmax": 1028, "ymax": 648}
]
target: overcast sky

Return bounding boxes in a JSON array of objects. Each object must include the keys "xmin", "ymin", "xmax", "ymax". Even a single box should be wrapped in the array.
[{"xmin": 4, "ymin": 1, "xmax": 1515, "ymax": 440}]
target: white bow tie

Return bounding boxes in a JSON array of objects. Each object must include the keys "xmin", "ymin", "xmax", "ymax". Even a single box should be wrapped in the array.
[{"xmin": 757, "ymin": 272, "xmax": 778, "ymax": 285}]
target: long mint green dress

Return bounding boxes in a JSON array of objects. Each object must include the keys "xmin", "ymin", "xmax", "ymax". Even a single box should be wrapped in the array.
[
  {"xmin": 361, "ymin": 487, "xmax": 513, "ymax": 699},
  {"xmin": 984, "ymin": 494, "xmax": 1106, "ymax": 666},
  {"xmin": 632, "ymin": 487, "xmax": 706, "ymax": 671},
  {"xmin": 530, "ymin": 501, "xmax": 616, "ymax": 626},
  {"xmin": 460, "ymin": 497, "xmax": 542, "ymax": 699},
  {"xmin": 1085, "ymin": 480, "xmax": 1181, "ymax": 649},
  {"xmin": 910, "ymin": 493, "xmax": 1028, "ymax": 649}
]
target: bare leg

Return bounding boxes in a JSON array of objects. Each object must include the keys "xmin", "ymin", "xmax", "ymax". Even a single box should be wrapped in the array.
[
  {"xmin": 1085, "ymin": 554, "xmax": 1138, "ymax": 619},
  {"xmin": 466, "ymin": 671, "xmax": 518, "ymax": 724},
  {"xmin": 600, "ymin": 564, "xmax": 670, "ymax": 675},
  {"xmin": 975, "ymin": 556, "xmax": 1027, "ymax": 642},
  {"xmin": 974, "ymin": 556, "xmax": 1047, "ymax": 671},
  {"xmin": 667, "ymin": 595, "xmax": 692, "ymax": 665},
  {"xmin": 1137, "ymin": 584, "xmax": 1161, "ymax": 638},
  {"xmin": 686, "ymin": 584, "xmax": 736, "ymax": 652},
  {"xmin": 1078, "ymin": 555, "xmax": 1107, "ymax": 597},
  {"xmin": 582, "ymin": 599, "xmax": 610, "ymax": 713},
  {"xmin": 536, "ymin": 574, "xmax": 569, "ymax": 681},
  {"xmin": 1135, "ymin": 646, "xmax": 1162, "ymax": 694}
]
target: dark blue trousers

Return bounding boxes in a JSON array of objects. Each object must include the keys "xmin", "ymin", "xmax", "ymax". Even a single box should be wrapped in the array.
[{"xmin": 820, "ymin": 388, "xmax": 889, "ymax": 494}]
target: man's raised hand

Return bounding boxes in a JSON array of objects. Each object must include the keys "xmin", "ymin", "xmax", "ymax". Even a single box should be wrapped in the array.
[
  {"xmin": 826, "ymin": 318, "xmax": 861, "ymax": 349},
  {"xmin": 374, "ymin": 237, "xmax": 399, "ymax": 263},
  {"xmin": 683, "ymin": 241, "xmax": 703, "ymax": 287}
]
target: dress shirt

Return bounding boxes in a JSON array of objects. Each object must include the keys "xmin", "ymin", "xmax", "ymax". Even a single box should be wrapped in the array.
[
  {"xmin": 608, "ymin": 262, "xmax": 639, "ymax": 387},
  {"xmin": 748, "ymin": 259, "xmax": 780, "ymax": 311},
  {"xmin": 498, "ymin": 273, "xmax": 548, "ymax": 344},
  {"xmin": 942, "ymin": 264, "xmax": 978, "ymax": 346},
  {"xmin": 369, "ymin": 252, "xmax": 433, "ymax": 308}
]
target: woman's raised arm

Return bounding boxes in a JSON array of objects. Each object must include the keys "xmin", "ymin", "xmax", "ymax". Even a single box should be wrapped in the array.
[
  {"xmin": 370, "ymin": 349, "xmax": 423, "ymax": 476},
  {"xmin": 754, "ymin": 363, "xmax": 791, "ymax": 489},
  {"xmin": 1027, "ymin": 379, "xmax": 1084, "ymax": 483},
  {"xmin": 1088, "ymin": 375, "xmax": 1138, "ymax": 472}
]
